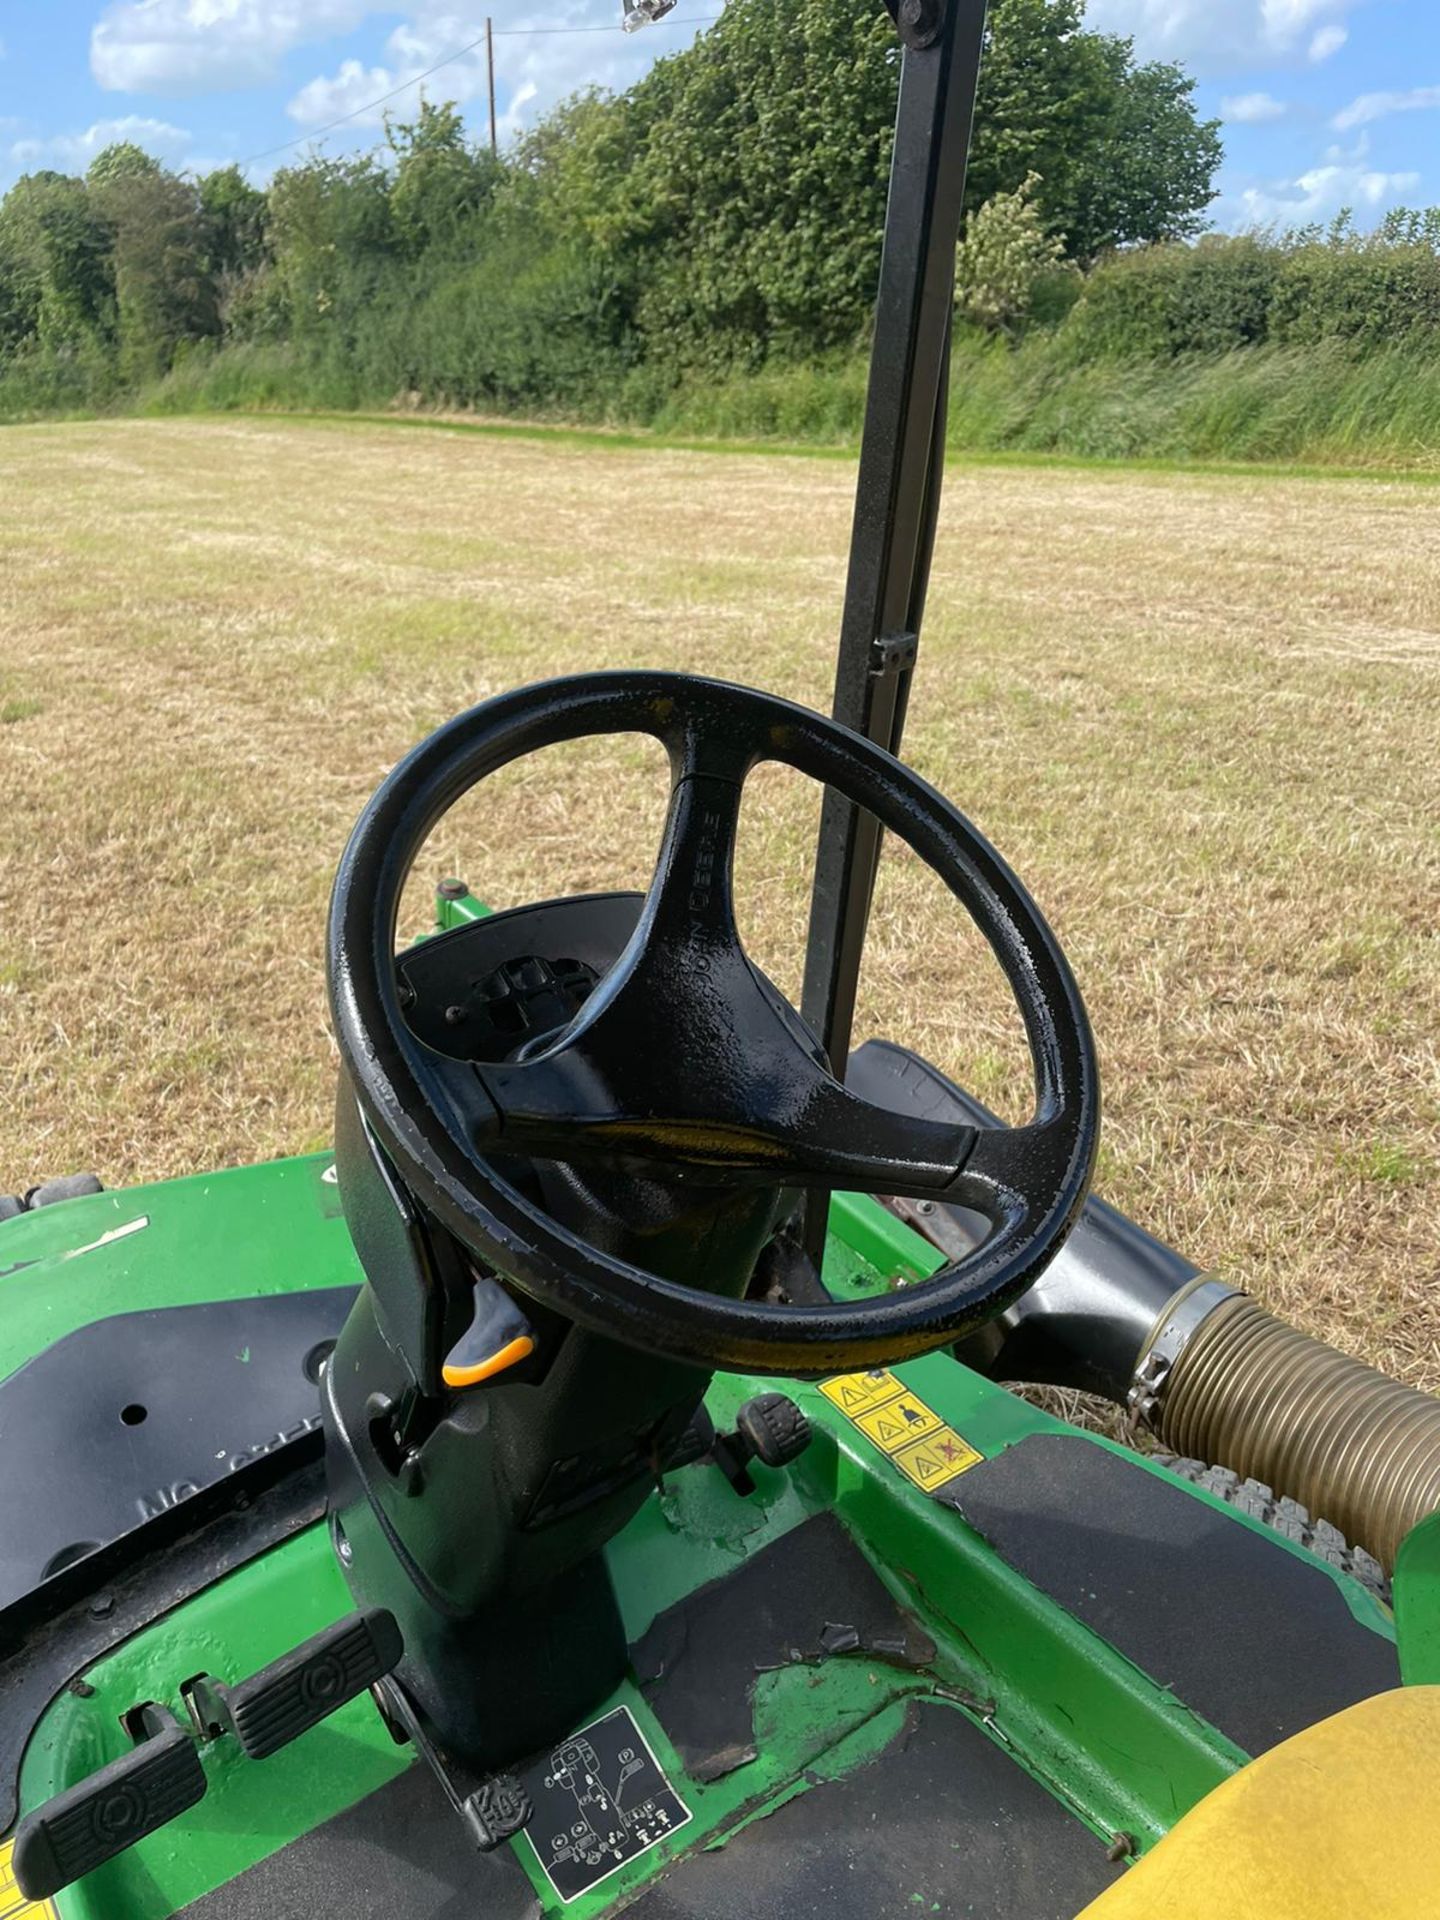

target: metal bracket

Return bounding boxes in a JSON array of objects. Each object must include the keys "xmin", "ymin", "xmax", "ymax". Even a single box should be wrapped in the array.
[{"xmin": 871, "ymin": 632, "xmax": 919, "ymax": 675}]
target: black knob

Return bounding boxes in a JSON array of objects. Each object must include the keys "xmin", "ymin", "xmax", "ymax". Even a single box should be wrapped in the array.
[{"xmin": 735, "ymin": 1393, "xmax": 812, "ymax": 1470}]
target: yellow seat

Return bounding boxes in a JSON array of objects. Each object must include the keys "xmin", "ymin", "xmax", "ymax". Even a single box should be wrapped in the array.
[{"xmin": 1078, "ymin": 1687, "xmax": 1440, "ymax": 1919}]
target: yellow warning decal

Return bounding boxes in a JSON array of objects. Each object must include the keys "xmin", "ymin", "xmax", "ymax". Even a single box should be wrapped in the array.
[
  {"xmin": 819, "ymin": 1373, "xmax": 983, "ymax": 1491},
  {"xmin": 0, "ymin": 1838, "xmax": 57, "ymax": 1920},
  {"xmin": 817, "ymin": 1369, "xmax": 905, "ymax": 1418},
  {"xmin": 853, "ymin": 1394, "xmax": 942, "ymax": 1455},
  {"xmin": 893, "ymin": 1429, "xmax": 983, "ymax": 1488}
]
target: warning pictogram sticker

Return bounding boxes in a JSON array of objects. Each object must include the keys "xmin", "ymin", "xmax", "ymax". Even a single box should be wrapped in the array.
[
  {"xmin": 817, "ymin": 1369, "xmax": 905, "ymax": 1418},
  {"xmin": 820, "ymin": 1372, "xmax": 983, "ymax": 1493},
  {"xmin": 893, "ymin": 1428, "xmax": 983, "ymax": 1489},
  {"xmin": 853, "ymin": 1395, "xmax": 942, "ymax": 1455},
  {"xmin": 0, "ymin": 1839, "xmax": 57, "ymax": 1920}
]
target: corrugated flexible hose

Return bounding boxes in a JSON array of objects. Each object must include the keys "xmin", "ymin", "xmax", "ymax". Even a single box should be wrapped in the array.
[{"xmin": 1156, "ymin": 1294, "xmax": 1440, "ymax": 1573}]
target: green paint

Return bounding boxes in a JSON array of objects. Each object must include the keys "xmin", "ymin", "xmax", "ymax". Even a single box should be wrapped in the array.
[
  {"xmin": 0, "ymin": 1155, "xmax": 354, "ymax": 1381},
  {"xmin": 27, "ymin": 1538, "xmax": 411, "ymax": 1920},
  {"xmin": 434, "ymin": 883, "xmax": 492, "ymax": 933},
  {"xmin": 1395, "ymin": 1510, "xmax": 1440, "ymax": 1685},
  {"xmin": 2, "ymin": 1131, "xmax": 1397, "ymax": 1918}
]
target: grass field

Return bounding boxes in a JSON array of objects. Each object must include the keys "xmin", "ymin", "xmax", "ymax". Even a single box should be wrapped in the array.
[{"xmin": 2, "ymin": 416, "xmax": 1437, "ymax": 1389}]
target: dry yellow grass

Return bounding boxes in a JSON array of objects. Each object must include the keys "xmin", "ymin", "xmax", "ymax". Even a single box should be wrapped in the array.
[{"xmin": 2, "ymin": 417, "xmax": 1437, "ymax": 1388}]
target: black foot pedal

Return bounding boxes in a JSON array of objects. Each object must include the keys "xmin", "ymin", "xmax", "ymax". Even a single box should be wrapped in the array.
[
  {"xmin": 373, "ymin": 1675, "xmax": 532, "ymax": 1851},
  {"xmin": 713, "ymin": 1392, "xmax": 812, "ymax": 1493},
  {"xmin": 466, "ymin": 1773, "xmax": 532, "ymax": 1850},
  {"xmin": 14, "ymin": 1706, "xmax": 205, "ymax": 1900},
  {"xmin": 214, "ymin": 1608, "xmax": 402, "ymax": 1760}
]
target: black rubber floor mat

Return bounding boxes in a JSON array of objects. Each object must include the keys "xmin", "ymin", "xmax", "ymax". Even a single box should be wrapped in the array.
[
  {"xmin": 942, "ymin": 1433, "xmax": 1399, "ymax": 1755},
  {"xmin": 626, "ymin": 1698, "xmax": 1120, "ymax": 1919},
  {"xmin": 178, "ymin": 1762, "xmax": 542, "ymax": 1920},
  {"xmin": 631, "ymin": 1512, "xmax": 933, "ymax": 1782}
]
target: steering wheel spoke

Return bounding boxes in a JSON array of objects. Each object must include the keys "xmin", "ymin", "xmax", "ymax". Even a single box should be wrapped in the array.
[{"xmin": 939, "ymin": 1115, "xmax": 1072, "ymax": 1227}]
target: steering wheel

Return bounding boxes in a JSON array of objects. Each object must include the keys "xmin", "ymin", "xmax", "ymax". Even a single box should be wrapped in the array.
[{"xmin": 329, "ymin": 672, "xmax": 1099, "ymax": 1378}]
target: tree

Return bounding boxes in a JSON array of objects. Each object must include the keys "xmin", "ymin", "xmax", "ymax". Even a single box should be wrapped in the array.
[
  {"xmin": 385, "ymin": 98, "xmax": 502, "ymax": 257},
  {"xmin": 956, "ymin": 173, "xmax": 1077, "ymax": 334},
  {"xmin": 968, "ymin": 0, "xmax": 1221, "ymax": 258},
  {"xmin": 199, "ymin": 165, "xmax": 268, "ymax": 280},
  {"xmin": 87, "ymin": 163, "xmax": 216, "ymax": 377},
  {"xmin": 266, "ymin": 154, "xmax": 395, "ymax": 339},
  {"xmin": 530, "ymin": 0, "xmax": 901, "ymax": 363},
  {"xmin": 510, "ymin": 0, "xmax": 1222, "ymax": 367},
  {"xmin": 0, "ymin": 171, "xmax": 113, "ymax": 352},
  {"xmin": 87, "ymin": 143, "xmax": 162, "ymax": 187}
]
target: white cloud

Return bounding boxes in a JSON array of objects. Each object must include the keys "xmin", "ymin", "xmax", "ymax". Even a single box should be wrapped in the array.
[
  {"xmin": 1323, "ymin": 131, "xmax": 1370, "ymax": 162},
  {"xmin": 92, "ymin": 0, "xmax": 375, "ymax": 96},
  {"xmin": 1217, "ymin": 161, "xmax": 1420, "ymax": 228},
  {"xmin": 1222, "ymin": 91, "xmax": 1289, "ymax": 123},
  {"xmin": 1308, "ymin": 24, "xmax": 1348, "ymax": 60},
  {"xmin": 287, "ymin": 59, "xmax": 398, "ymax": 127},
  {"xmin": 1332, "ymin": 85, "xmax": 1440, "ymax": 133},
  {"xmin": 285, "ymin": 3, "xmax": 716, "ymax": 145},
  {"xmin": 1084, "ymin": 0, "xmax": 1359, "ymax": 73},
  {"xmin": 8, "ymin": 114, "xmax": 193, "ymax": 171}
]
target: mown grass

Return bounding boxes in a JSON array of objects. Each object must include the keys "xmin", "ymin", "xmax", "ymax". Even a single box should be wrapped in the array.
[{"xmin": 1, "ymin": 418, "xmax": 1437, "ymax": 1394}]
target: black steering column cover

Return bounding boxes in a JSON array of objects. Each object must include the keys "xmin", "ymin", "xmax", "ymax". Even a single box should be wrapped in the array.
[{"xmin": 328, "ymin": 672, "xmax": 1099, "ymax": 1377}]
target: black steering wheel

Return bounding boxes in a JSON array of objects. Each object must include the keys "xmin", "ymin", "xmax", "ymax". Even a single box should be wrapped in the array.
[{"xmin": 328, "ymin": 672, "xmax": 1099, "ymax": 1377}]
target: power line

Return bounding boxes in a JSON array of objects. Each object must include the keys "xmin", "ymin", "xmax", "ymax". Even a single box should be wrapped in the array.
[{"xmin": 236, "ymin": 12, "xmax": 723, "ymax": 170}]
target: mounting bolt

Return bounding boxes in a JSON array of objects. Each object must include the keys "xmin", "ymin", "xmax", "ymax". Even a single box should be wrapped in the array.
[
  {"xmin": 895, "ymin": 0, "xmax": 942, "ymax": 50},
  {"xmin": 436, "ymin": 877, "xmax": 468, "ymax": 901},
  {"xmin": 1106, "ymin": 1832, "xmax": 1136, "ymax": 1863}
]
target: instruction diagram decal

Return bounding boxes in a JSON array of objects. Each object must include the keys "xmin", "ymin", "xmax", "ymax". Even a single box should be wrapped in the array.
[{"xmin": 519, "ymin": 1704, "xmax": 691, "ymax": 1902}]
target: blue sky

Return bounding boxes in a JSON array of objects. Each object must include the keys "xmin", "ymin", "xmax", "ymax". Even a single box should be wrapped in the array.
[{"xmin": 0, "ymin": 0, "xmax": 1434, "ymax": 230}]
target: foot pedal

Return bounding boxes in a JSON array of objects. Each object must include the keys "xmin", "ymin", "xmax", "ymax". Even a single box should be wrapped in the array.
[
  {"xmin": 211, "ymin": 1608, "xmax": 402, "ymax": 1760},
  {"xmin": 465, "ymin": 1773, "xmax": 532, "ymax": 1850},
  {"xmin": 373, "ymin": 1674, "xmax": 532, "ymax": 1851},
  {"xmin": 14, "ymin": 1706, "xmax": 205, "ymax": 1900}
]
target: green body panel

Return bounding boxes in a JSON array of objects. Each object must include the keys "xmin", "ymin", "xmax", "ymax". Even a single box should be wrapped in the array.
[
  {"xmin": 0, "ymin": 945, "xmax": 1398, "ymax": 1916},
  {"xmin": 1394, "ymin": 1509, "xmax": 1440, "ymax": 1685}
]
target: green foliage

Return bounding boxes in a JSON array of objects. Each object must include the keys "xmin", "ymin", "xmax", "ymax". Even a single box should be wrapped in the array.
[
  {"xmin": 0, "ymin": 171, "xmax": 113, "ymax": 353},
  {"xmin": 4, "ymin": 0, "xmax": 1436, "ymax": 473},
  {"xmin": 0, "ymin": 0, "xmax": 1226, "ymax": 421},
  {"xmin": 1270, "ymin": 215, "xmax": 1440, "ymax": 349},
  {"xmin": 89, "ymin": 164, "xmax": 216, "ymax": 379},
  {"xmin": 1064, "ymin": 233, "xmax": 1281, "ymax": 358},
  {"xmin": 385, "ymin": 100, "xmax": 503, "ymax": 257},
  {"xmin": 87, "ymin": 143, "xmax": 163, "ymax": 186},
  {"xmin": 968, "ymin": 0, "xmax": 1221, "ymax": 257},
  {"xmin": 199, "ymin": 166, "xmax": 269, "ymax": 280},
  {"xmin": 955, "ymin": 173, "xmax": 1077, "ymax": 335},
  {"xmin": 266, "ymin": 152, "xmax": 396, "ymax": 339}
]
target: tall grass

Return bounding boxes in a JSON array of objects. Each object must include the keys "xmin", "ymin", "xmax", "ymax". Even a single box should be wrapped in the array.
[
  {"xmin": 649, "ymin": 334, "xmax": 1440, "ymax": 469},
  {"xmin": 9, "ymin": 327, "xmax": 1440, "ymax": 473}
]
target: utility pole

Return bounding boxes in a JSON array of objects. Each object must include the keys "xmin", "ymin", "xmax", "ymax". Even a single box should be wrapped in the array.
[{"xmin": 486, "ymin": 17, "xmax": 498, "ymax": 155}]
